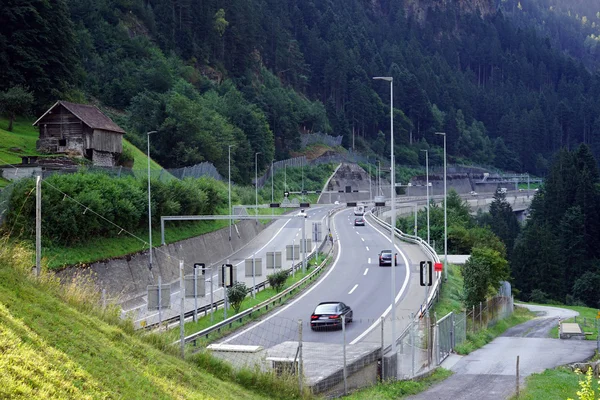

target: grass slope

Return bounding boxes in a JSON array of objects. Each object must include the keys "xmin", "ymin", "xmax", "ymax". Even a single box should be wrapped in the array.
[{"xmin": 0, "ymin": 243, "xmax": 270, "ymax": 399}]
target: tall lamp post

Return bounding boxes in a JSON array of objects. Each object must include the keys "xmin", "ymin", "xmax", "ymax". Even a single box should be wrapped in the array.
[
  {"xmin": 377, "ymin": 160, "xmax": 381, "ymax": 196},
  {"xmin": 420, "ymin": 149, "xmax": 430, "ymax": 245},
  {"xmin": 255, "ymin": 152, "xmax": 261, "ymax": 224},
  {"xmin": 271, "ymin": 160, "xmax": 274, "ymax": 204},
  {"xmin": 435, "ymin": 132, "xmax": 447, "ymax": 281},
  {"xmin": 374, "ymin": 76, "xmax": 396, "ymax": 354},
  {"xmin": 147, "ymin": 130, "xmax": 157, "ymax": 271},
  {"xmin": 228, "ymin": 145, "xmax": 234, "ymax": 240}
]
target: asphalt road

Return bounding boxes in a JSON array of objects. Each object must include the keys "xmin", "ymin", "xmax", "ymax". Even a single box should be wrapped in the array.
[
  {"xmin": 126, "ymin": 206, "xmax": 332, "ymax": 326},
  {"xmin": 407, "ymin": 305, "xmax": 597, "ymax": 400},
  {"xmin": 220, "ymin": 206, "xmax": 416, "ymax": 348}
]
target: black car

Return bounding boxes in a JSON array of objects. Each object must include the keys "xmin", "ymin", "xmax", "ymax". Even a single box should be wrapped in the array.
[
  {"xmin": 354, "ymin": 217, "xmax": 365, "ymax": 226},
  {"xmin": 310, "ymin": 302, "xmax": 353, "ymax": 330},
  {"xmin": 378, "ymin": 250, "xmax": 397, "ymax": 266}
]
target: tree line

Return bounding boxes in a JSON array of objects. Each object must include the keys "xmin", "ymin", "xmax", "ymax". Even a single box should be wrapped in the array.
[{"xmin": 3, "ymin": 0, "xmax": 600, "ymax": 181}]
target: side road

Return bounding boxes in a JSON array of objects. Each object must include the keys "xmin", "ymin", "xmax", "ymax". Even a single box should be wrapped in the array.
[{"xmin": 407, "ymin": 305, "xmax": 597, "ymax": 400}]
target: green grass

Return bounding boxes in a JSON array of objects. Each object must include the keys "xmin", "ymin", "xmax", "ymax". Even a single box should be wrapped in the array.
[
  {"xmin": 431, "ymin": 263, "xmax": 465, "ymax": 317},
  {"xmin": 344, "ymin": 368, "xmax": 453, "ymax": 399},
  {"xmin": 454, "ymin": 306, "xmax": 535, "ymax": 354},
  {"xmin": 41, "ymin": 218, "xmax": 229, "ymax": 269},
  {"xmin": 0, "ymin": 117, "xmax": 42, "ymax": 165},
  {"xmin": 0, "ymin": 242, "xmax": 276, "ymax": 399},
  {"xmin": 124, "ymin": 139, "xmax": 165, "ymax": 173},
  {"xmin": 510, "ymin": 367, "xmax": 599, "ymax": 400},
  {"xmin": 515, "ymin": 304, "xmax": 600, "ymax": 340},
  {"xmin": 160, "ymin": 252, "xmax": 331, "ymax": 345}
]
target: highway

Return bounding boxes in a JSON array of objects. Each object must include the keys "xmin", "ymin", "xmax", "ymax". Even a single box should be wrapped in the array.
[
  {"xmin": 220, "ymin": 206, "xmax": 414, "ymax": 347},
  {"xmin": 127, "ymin": 205, "xmax": 333, "ymax": 326}
]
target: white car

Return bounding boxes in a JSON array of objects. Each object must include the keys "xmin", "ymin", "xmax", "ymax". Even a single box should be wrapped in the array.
[
  {"xmin": 298, "ymin": 209, "xmax": 307, "ymax": 218},
  {"xmin": 469, "ymin": 191, "xmax": 478, "ymax": 196},
  {"xmin": 334, "ymin": 201, "xmax": 340, "ymax": 205}
]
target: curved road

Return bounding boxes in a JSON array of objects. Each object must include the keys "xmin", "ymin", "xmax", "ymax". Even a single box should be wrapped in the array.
[
  {"xmin": 408, "ymin": 305, "xmax": 596, "ymax": 400},
  {"xmin": 220, "ymin": 206, "xmax": 416, "ymax": 347}
]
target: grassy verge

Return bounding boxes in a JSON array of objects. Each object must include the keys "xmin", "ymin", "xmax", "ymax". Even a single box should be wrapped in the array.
[
  {"xmin": 160, "ymin": 252, "xmax": 331, "ymax": 346},
  {"xmin": 0, "ymin": 240, "xmax": 276, "ymax": 399},
  {"xmin": 42, "ymin": 218, "xmax": 229, "ymax": 269},
  {"xmin": 345, "ymin": 368, "xmax": 453, "ymax": 399},
  {"xmin": 510, "ymin": 367, "xmax": 599, "ymax": 400},
  {"xmin": 0, "ymin": 117, "xmax": 41, "ymax": 165},
  {"xmin": 546, "ymin": 305, "xmax": 599, "ymax": 340},
  {"xmin": 454, "ymin": 306, "xmax": 534, "ymax": 354}
]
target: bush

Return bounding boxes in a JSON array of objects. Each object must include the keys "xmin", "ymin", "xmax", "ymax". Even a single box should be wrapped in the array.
[
  {"xmin": 227, "ymin": 282, "xmax": 248, "ymax": 313},
  {"xmin": 117, "ymin": 146, "xmax": 135, "ymax": 167},
  {"xmin": 267, "ymin": 270, "xmax": 288, "ymax": 292}
]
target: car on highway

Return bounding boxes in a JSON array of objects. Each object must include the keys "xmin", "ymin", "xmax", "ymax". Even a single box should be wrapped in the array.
[
  {"xmin": 354, "ymin": 217, "xmax": 365, "ymax": 226},
  {"xmin": 378, "ymin": 249, "xmax": 397, "ymax": 266},
  {"xmin": 469, "ymin": 191, "xmax": 478, "ymax": 196},
  {"xmin": 310, "ymin": 301, "xmax": 353, "ymax": 330},
  {"xmin": 298, "ymin": 209, "xmax": 307, "ymax": 218}
]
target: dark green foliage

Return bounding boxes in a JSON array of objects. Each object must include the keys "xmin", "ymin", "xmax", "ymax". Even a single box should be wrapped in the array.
[
  {"xmin": 488, "ymin": 188, "xmax": 520, "ymax": 259},
  {"xmin": 0, "ymin": 0, "xmax": 78, "ymax": 108},
  {"xmin": 463, "ymin": 247, "xmax": 509, "ymax": 307},
  {"xmin": 267, "ymin": 270, "xmax": 288, "ymax": 293},
  {"xmin": 0, "ymin": 86, "xmax": 34, "ymax": 131},
  {"xmin": 227, "ymin": 282, "xmax": 248, "ymax": 313},
  {"xmin": 4, "ymin": 173, "xmax": 229, "ymax": 246},
  {"xmin": 572, "ymin": 271, "xmax": 600, "ymax": 308},
  {"xmin": 512, "ymin": 145, "xmax": 600, "ymax": 306}
]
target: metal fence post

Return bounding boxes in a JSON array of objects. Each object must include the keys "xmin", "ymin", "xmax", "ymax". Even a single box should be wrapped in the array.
[
  {"xmin": 298, "ymin": 320, "xmax": 303, "ymax": 394},
  {"xmin": 472, "ymin": 305, "xmax": 475, "ymax": 332},
  {"xmin": 479, "ymin": 302, "xmax": 482, "ymax": 328},
  {"xmin": 411, "ymin": 313, "xmax": 415, "ymax": 377},
  {"xmin": 381, "ymin": 316, "xmax": 385, "ymax": 380},
  {"xmin": 451, "ymin": 312, "xmax": 455, "ymax": 349},
  {"xmin": 342, "ymin": 315, "xmax": 347, "ymax": 395},
  {"xmin": 179, "ymin": 260, "xmax": 185, "ymax": 358}
]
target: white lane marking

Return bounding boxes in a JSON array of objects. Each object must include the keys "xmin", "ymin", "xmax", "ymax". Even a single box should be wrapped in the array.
[
  {"xmin": 222, "ymin": 218, "xmax": 344, "ymax": 344},
  {"xmin": 356, "ymin": 231, "xmax": 359, "ymax": 234},
  {"xmin": 233, "ymin": 218, "xmax": 294, "ymax": 266},
  {"xmin": 368, "ymin": 257, "xmax": 371, "ymax": 264},
  {"xmin": 348, "ymin": 284, "xmax": 358, "ymax": 295},
  {"xmin": 364, "ymin": 268, "xmax": 369, "ymax": 276},
  {"xmin": 366, "ymin": 246, "xmax": 369, "ymax": 251},
  {"xmin": 361, "ymin": 237, "xmax": 365, "ymax": 242},
  {"xmin": 350, "ymin": 218, "xmax": 411, "ymax": 345}
]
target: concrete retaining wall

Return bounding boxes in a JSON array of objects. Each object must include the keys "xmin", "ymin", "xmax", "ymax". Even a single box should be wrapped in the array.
[{"xmin": 56, "ymin": 219, "xmax": 270, "ymax": 303}]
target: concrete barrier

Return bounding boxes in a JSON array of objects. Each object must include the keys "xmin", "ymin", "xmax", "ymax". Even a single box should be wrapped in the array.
[{"xmin": 56, "ymin": 219, "xmax": 270, "ymax": 303}]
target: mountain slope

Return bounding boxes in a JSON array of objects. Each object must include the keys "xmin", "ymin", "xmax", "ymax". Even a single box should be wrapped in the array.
[{"xmin": 0, "ymin": 244, "xmax": 270, "ymax": 399}]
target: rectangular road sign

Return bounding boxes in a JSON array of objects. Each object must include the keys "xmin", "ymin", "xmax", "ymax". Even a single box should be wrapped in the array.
[
  {"xmin": 286, "ymin": 245, "xmax": 300, "ymax": 260},
  {"xmin": 420, "ymin": 261, "xmax": 433, "ymax": 287},
  {"xmin": 245, "ymin": 258, "xmax": 263, "ymax": 277},
  {"xmin": 219, "ymin": 264, "xmax": 236, "ymax": 287},
  {"xmin": 184, "ymin": 275, "xmax": 206, "ymax": 297},
  {"xmin": 266, "ymin": 252, "xmax": 282, "ymax": 269},
  {"xmin": 312, "ymin": 222, "xmax": 322, "ymax": 242},
  {"xmin": 300, "ymin": 238, "xmax": 312, "ymax": 253},
  {"xmin": 147, "ymin": 284, "xmax": 171, "ymax": 310}
]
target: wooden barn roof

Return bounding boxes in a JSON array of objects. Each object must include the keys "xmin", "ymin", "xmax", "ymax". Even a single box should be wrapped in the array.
[{"xmin": 33, "ymin": 101, "xmax": 126, "ymax": 134}]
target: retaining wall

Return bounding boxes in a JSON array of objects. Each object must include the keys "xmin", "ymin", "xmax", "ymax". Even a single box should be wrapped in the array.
[{"xmin": 56, "ymin": 219, "xmax": 270, "ymax": 303}]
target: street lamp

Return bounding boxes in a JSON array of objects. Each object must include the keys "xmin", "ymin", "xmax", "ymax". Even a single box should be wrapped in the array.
[
  {"xmin": 228, "ymin": 145, "xmax": 234, "ymax": 240},
  {"xmin": 377, "ymin": 160, "xmax": 381, "ymax": 196},
  {"xmin": 373, "ymin": 76, "xmax": 397, "ymax": 354},
  {"xmin": 255, "ymin": 152, "xmax": 261, "ymax": 224},
  {"xmin": 435, "ymin": 132, "xmax": 448, "ymax": 281},
  {"xmin": 147, "ymin": 130, "xmax": 157, "ymax": 271},
  {"xmin": 271, "ymin": 160, "xmax": 274, "ymax": 204},
  {"xmin": 420, "ymin": 149, "xmax": 430, "ymax": 245}
]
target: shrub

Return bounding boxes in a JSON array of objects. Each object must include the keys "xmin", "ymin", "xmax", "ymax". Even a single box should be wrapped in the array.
[
  {"xmin": 117, "ymin": 146, "xmax": 135, "ymax": 167},
  {"xmin": 227, "ymin": 282, "xmax": 248, "ymax": 313},
  {"xmin": 267, "ymin": 270, "xmax": 288, "ymax": 292}
]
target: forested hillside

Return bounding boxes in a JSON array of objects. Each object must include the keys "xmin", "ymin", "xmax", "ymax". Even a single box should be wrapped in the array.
[{"xmin": 3, "ymin": 0, "xmax": 600, "ymax": 182}]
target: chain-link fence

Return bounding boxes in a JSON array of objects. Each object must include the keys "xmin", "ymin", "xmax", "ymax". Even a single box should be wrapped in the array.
[
  {"xmin": 300, "ymin": 132, "xmax": 343, "ymax": 148},
  {"xmin": 0, "ymin": 182, "xmax": 16, "ymax": 225}
]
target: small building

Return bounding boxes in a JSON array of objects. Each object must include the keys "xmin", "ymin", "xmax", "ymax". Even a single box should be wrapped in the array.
[{"xmin": 33, "ymin": 101, "xmax": 125, "ymax": 167}]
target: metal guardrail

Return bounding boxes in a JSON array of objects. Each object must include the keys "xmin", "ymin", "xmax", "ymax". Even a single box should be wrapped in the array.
[
  {"xmin": 178, "ymin": 244, "xmax": 334, "ymax": 346},
  {"xmin": 365, "ymin": 207, "xmax": 442, "ymax": 349},
  {"xmin": 167, "ymin": 207, "xmax": 340, "ymax": 344}
]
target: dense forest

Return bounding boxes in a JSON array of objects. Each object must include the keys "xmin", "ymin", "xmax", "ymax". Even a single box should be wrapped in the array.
[{"xmin": 3, "ymin": 0, "xmax": 600, "ymax": 183}]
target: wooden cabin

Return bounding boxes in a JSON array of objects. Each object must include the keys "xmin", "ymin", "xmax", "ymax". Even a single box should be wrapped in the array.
[{"xmin": 33, "ymin": 101, "xmax": 125, "ymax": 167}]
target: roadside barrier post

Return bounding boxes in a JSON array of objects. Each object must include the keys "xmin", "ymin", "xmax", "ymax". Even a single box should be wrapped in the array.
[
  {"xmin": 343, "ymin": 315, "xmax": 347, "ymax": 395},
  {"xmin": 381, "ymin": 317, "xmax": 385, "ymax": 380},
  {"xmin": 516, "ymin": 355, "xmax": 520, "ymax": 397},
  {"xmin": 179, "ymin": 260, "xmax": 185, "ymax": 358},
  {"xmin": 298, "ymin": 320, "xmax": 303, "ymax": 394}
]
